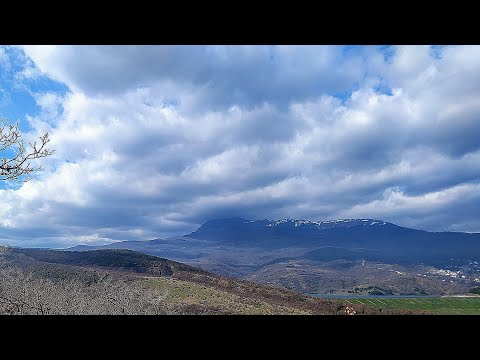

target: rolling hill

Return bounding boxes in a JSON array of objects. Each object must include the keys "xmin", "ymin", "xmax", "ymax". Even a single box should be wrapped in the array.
[{"xmin": 1, "ymin": 246, "xmax": 401, "ymax": 315}]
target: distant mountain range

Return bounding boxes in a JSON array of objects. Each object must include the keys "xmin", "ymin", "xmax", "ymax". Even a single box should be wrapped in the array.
[{"xmin": 69, "ymin": 218, "xmax": 480, "ymax": 295}]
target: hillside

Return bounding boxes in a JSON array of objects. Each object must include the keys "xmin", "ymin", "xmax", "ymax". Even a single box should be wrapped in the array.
[
  {"xmin": 0, "ymin": 246, "xmax": 402, "ymax": 315},
  {"xmin": 69, "ymin": 218, "xmax": 480, "ymax": 296}
]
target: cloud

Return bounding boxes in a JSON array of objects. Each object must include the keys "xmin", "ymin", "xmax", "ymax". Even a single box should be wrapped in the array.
[
  {"xmin": 338, "ymin": 183, "xmax": 480, "ymax": 233},
  {"xmin": 0, "ymin": 46, "xmax": 10, "ymax": 71},
  {"xmin": 0, "ymin": 45, "xmax": 479, "ymax": 247},
  {"xmin": 21, "ymin": 45, "xmax": 366, "ymax": 111}
]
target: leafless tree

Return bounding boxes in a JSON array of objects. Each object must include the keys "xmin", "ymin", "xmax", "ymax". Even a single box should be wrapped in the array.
[
  {"xmin": 0, "ymin": 118, "xmax": 54, "ymax": 182},
  {"xmin": 0, "ymin": 261, "xmax": 174, "ymax": 315}
]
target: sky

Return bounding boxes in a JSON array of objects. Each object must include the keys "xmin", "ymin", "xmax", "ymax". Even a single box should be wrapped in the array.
[{"xmin": 0, "ymin": 45, "xmax": 480, "ymax": 248}]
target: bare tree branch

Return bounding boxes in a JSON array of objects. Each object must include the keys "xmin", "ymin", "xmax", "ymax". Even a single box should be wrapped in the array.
[{"xmin": 0, "ymin": 118, "xmax": 54, "ymax": 182}]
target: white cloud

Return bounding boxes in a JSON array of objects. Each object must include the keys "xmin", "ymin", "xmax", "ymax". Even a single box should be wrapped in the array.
[{"xmin": 0, "ymin": 45, "xmax": 480, "ymax": 247}]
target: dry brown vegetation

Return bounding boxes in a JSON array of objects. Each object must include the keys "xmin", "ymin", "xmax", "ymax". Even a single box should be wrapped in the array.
[{"xmin": 0, "ymin": 247, "xmax": 413, "ymax": 315}]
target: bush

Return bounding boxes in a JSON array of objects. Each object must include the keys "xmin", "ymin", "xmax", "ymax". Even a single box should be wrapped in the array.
[{"xmin": 469, "ymin": 287, "xmax": 480, "ymax": 295}]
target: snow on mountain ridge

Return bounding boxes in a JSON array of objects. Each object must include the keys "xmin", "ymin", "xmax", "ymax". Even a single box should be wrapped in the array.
[{"xmin": 263, "ymin": 218, "xmax": 387, "ymax": 228}]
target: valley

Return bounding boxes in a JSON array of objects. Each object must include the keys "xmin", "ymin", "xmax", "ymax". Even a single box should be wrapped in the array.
[
  {"xmin": 69, "ymin": 218, "xmax": 480, "ymax": 296},
  {"xmin": 4, "ymin": 217, "xmax": 480, "ymax": 314}
]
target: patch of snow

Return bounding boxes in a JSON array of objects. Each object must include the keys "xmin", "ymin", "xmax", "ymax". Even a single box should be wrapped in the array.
[
  {"xmin": 266, "ymin": 219, "xmax": 290, "ymax": 226},
  {"xmin": 263, "ymin": 218, "xmax": 388, "ymax": 229}
]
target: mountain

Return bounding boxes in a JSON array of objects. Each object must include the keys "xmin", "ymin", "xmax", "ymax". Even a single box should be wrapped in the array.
[
  {"xmin": 68, "ymin": 218, "xmax": 480, "ymax": 295},
  {"xmin": 189, "ymin": 217, "xmax": 480, "ymax": 264},
  {"xmin": 0, "ymin": 246, "xmax": 395, "ymax": 315}
]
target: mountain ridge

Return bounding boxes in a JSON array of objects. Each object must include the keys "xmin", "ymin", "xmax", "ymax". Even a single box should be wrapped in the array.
[
  {"xmin": 66, "ymin": 217, "xmax": 480, "ymax": 296},
  {"xmin": 191, "ymin": 217, "xmax": 480, "ymax": 234}
]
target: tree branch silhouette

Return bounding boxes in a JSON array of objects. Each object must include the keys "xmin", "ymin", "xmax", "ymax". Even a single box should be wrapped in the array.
[{"xmin": 0, "ymin": 118, "xmax": 54, "ymax": 182}]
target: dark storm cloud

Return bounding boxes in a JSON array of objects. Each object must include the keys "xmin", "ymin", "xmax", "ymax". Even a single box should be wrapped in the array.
[{"xmin": 23, "ymin": 45, "xmax": 366, "ymax": 111}]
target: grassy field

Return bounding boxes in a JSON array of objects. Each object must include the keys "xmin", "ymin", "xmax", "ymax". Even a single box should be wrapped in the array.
[
  {"xmin": 345, "ymin": 297, "xmax": 480, "ymax": 315},
  {"xmin": 144, "ymin": 277, "xmax": 310, "ymax": 314}
]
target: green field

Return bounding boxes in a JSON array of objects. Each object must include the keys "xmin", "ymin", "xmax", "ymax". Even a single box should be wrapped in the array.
[{"xmin": 346, "ymin": 297, "xmax": 480, "ymax": 315}]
